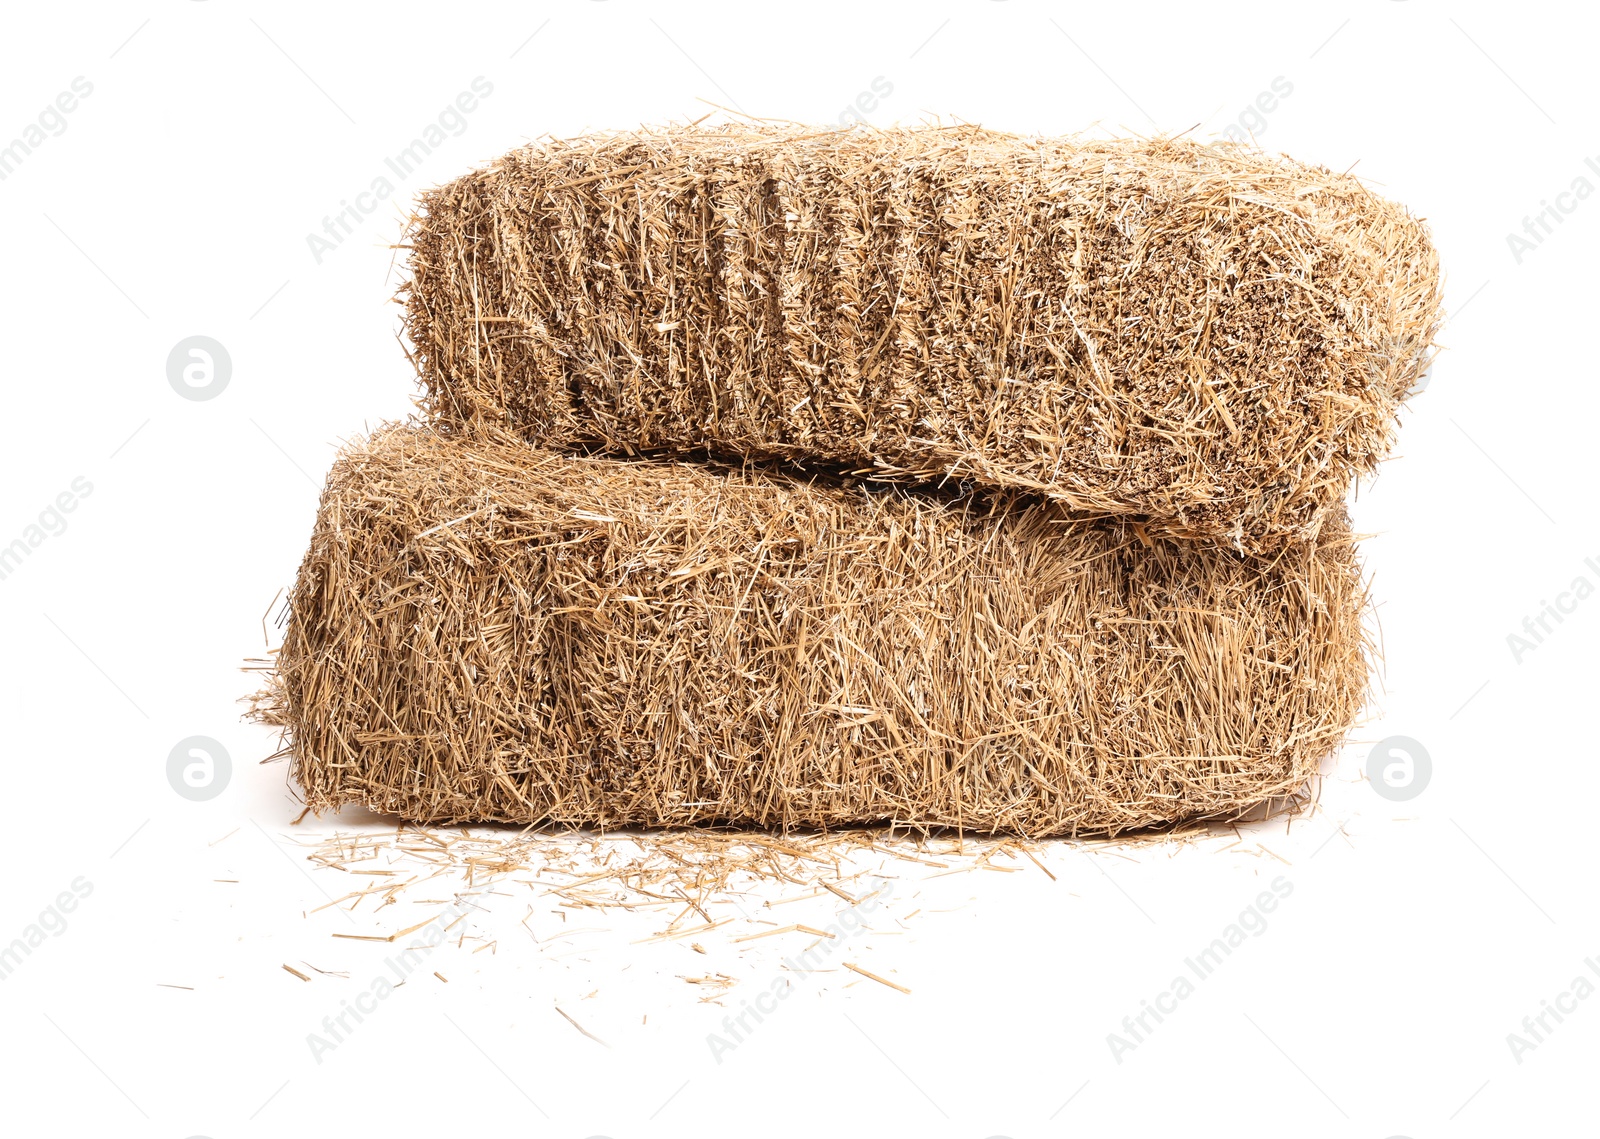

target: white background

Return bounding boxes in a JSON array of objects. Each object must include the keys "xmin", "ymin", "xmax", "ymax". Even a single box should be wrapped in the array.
[{"xmin": 1, "ymin": 2, "xmax": 1595, "ymax": 1136}]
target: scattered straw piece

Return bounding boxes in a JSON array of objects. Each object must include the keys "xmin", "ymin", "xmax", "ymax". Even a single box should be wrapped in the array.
[
  {"xmin": 555, "ymin": 1005, "xmax": 609, "ymax": 1048},
  {"xmin": 842, "ymin": 962, "xmax": 910, "ymax": 994}
]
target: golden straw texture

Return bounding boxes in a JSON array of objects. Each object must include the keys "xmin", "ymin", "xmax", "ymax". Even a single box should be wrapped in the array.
[
  {"xmin": 402, "ymin": 125, "xmax": 1440, "ymax": 555},
  {"xmin": 267, "ymin": 426, "xmax": 1369, "ymax": 836}
]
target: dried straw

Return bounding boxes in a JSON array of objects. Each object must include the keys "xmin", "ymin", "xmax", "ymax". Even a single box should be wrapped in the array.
[
  {"xmin": 401, "ymin": 124, "xmax": 1440, "ymax": 555},
  {"xmin": 261, "ymin": 425, "xmax": 1369, "ymax": 837}
]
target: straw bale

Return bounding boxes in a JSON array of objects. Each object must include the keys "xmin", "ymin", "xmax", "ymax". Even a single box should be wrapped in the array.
[
  {"xmin": 267, "ymin": 425, "xmax": 1369, "ymax": 836},
  {"xmin": 401, "ymin": 125, "xmax": 1440, "ymax": 555}
]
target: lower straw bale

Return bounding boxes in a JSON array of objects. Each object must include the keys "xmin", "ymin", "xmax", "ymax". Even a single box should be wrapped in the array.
[{"xmin": 269, "ymin": 425, "xmax": 1369, "ymax": 836}]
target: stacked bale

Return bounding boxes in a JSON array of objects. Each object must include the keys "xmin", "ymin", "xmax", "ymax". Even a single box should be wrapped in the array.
[
  {"xmin": 263, "ymin": 125, "xmax": 1440, "ymax": 835},
  {"xmin": 273, "ymin": 427, "xmax": 1366, "ymax": 835},
  {"xmin": 401, "ymin": 125, "xmax": 1440, "ymax": 555}
]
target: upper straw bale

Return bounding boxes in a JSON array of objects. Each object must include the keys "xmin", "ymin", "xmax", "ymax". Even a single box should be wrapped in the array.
[
  {"xmin": 401, "ymin": 124, "xmax": 1441, "ymax": 555},
  {"xmin": 267, "ymin": 425, "xmax": 1369, "ymax": 837}
]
